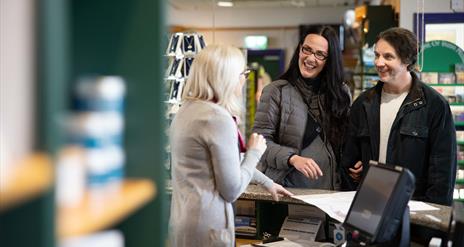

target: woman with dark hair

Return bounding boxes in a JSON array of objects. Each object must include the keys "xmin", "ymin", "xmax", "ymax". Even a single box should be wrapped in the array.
[{"xmin": 252, "ymin": 26, "xmax": 351, "ymax": 190}]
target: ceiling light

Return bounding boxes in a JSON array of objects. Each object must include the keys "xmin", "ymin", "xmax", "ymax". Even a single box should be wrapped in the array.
[{"xmin": 217, "ymin": 1, "xmax": 234, "ymax": 7}]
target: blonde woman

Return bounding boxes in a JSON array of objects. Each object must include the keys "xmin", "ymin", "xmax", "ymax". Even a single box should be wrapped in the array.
[{"xmin": 169, "ymin": 45, "xmax": 292, "ymax": 247}]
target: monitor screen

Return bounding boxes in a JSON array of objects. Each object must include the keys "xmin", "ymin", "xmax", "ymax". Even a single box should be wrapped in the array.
[{"xmin": 345, "ymin": 165, "xmax": 401, "ymax": 236}]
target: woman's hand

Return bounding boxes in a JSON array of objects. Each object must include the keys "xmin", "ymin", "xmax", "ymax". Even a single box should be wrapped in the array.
[
  {"xmin": 266, "ymin": 183, "xmax": 294, "ymax": 201},
  {"xmin": 349, "ymin": 161, "xmax": 363, "ymax": 182},
  {"xmin": 247, "ymin": 133, "xmax": 267, "ymax": 154},
  {"xmin": 288, "ymin": 155, "xmax": 323, "ymax": 179}
]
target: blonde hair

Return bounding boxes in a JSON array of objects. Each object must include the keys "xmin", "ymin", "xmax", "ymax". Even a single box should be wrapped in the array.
[{"xmin": 182, "ymin": 45, "xmax": 245, "ymax": 116}]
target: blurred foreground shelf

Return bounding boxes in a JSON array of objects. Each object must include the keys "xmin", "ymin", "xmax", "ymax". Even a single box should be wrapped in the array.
[
  {"xmin": 0, "ymin": 153, "xmax": 53, "ymax": 212},
  {"xmin": 57, "ymin": 179, "xmax": 156, "ymax": 239}
]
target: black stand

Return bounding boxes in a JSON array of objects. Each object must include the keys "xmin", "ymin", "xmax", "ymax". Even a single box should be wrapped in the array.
[{"xmin": 346, "ymin": 206, "xmax": 410, "ymax": 247}]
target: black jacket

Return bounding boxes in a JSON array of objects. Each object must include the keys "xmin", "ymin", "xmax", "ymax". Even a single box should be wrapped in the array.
[{"xmin": 341, "ymin": 72, "xmax": 457, "ymax": 205}]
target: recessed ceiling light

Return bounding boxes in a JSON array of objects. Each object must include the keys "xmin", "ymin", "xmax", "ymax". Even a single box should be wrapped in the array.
[{"xmin": 217, "ymin": 1, "xmax": 234, "ymax": 7}]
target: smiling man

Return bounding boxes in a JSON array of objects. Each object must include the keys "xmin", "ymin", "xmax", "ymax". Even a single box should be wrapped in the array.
[{"xmin": 341, "ymin": 27, "xmax": 457, "ymax": 205}]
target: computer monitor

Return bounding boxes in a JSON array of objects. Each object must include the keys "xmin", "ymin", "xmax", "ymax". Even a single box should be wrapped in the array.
[{"xmin": 343, "ymin": 161, "xmax": 415, "ymax": 245}]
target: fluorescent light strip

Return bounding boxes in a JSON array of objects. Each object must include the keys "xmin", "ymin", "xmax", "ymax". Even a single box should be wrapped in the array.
[{"xmin": 217, "ymin": 1, "xmax": 234, "ymax": 7}]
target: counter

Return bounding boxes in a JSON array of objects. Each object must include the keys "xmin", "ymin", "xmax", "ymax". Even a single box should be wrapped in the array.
[{"xmin": 240, "ymin": 184, "xmax": 451, "ymax": 232}]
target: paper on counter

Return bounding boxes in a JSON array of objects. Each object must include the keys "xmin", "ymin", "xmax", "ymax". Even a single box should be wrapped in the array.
[
  {"xmin": 292, "ymin": 192, "xmax": 355, "ymax": 223},
  {"xmin": 408, "ymin": 200, "xmax": 439, "ymax": 211},
  {"xmin": 292, "ymin": 191, "xmax": 439, "ymax": 223}
]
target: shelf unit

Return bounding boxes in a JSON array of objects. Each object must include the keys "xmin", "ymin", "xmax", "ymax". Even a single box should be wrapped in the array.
[
  {"xmin": 0, "ymin": 154, "xmax": 52, "ymax": 212},
  {"xmin": 0, "ymin": 1, "xmax": 167, "ymax": 247},
  {"xmin": 426, "ymin": 83, "xmax": 464, "ymax": 202},
  {"xmin": 163, "ymin": 32, "xmax": 206, "ymax": 178},
  {"xmin": 58, "ymin": 179, "xmax": 156, "ymax": 239}
]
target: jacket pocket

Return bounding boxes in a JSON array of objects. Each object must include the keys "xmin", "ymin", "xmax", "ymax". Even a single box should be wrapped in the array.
[
  {"xmin": 356, "ymin": 127, "xmax": 370, "ymax": 137},
  {"xmin": 398, "ymin": 125, "xmax": 429, "ymax": 177},
  {"xmin": 208, "ymin": 228, "xmax": 233, "ymax": 247},
  {"xmin": 399, "ymin": 126, "xmax": 429, "ymax": 138}
]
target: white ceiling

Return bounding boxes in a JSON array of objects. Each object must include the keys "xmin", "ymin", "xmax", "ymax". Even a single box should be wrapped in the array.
[{"xmin": 169, "ymin": 0, "xmax": 357, "ymax": 10}]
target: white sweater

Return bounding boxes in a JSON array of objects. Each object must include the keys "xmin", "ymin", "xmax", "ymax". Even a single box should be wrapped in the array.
[{"xmin": 169, "ymin": 100, "xmax": 272, "ymax": 247}]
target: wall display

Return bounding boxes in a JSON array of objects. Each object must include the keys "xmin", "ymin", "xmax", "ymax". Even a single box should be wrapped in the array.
[
  {"xmin": 168, "ymin": 79, "xmax": 184, "ymax": 103},
  {"xmin": 196, "ymin": 34, "xmax": 206, "ymax": 50},
  {"xmin": 164, "ymin": 32, "xmax": 206, "ymax": 174},
  {"xmin": 183, "ymin": 57, "xmax": 194, "ymax": 78},
  {"xmin": 166, "ymin": 57, "xmax": 183, "ymax": 78},
  {"xmin": 166, "ymin": 32, "xmax": 183, "ymax": 56},
  {"xmin": 182, "ymin": 34, "xmax": 197, "ymax": 55},
  {"xmin": 419, "ymin": 40, "xmax": 464, "ymax": 202}
]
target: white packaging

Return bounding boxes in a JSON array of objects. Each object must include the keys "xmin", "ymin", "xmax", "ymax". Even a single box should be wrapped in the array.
[
  {"xmin": 105, "ymin": 146, "xmax": 125, "ymax": 192},
  {"xmin": 67, "ymin": 112, "xmax": 124, "ymax": 148},
  {"xmin": 59, "ymin": 230, "xmax": 124, "ymax": 247},
  {"xmin": 56, "ymin": 146, "xmax": 86, "ymax": 207}
]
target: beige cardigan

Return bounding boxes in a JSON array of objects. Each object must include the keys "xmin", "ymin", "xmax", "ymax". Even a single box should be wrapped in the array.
[{"xmin": 169, "ymin": 100, "xmax": 272, "ymax": 247}]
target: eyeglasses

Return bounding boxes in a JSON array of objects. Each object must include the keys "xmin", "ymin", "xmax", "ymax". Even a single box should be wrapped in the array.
[
  {"xmin": 300, "ymin": 45, "xmax": 328, "ymax": 61},
  {"xmin": 241, "ymin": 69, "xmax": 251, "ymax": 79}
]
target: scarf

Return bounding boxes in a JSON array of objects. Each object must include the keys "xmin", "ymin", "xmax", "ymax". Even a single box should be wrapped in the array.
[
  {"xmin": 232, "ymin": 116, "xmax": 247, "ymax": 153},
  {"xmin": 292, "ymin": 76, "xmax": 324, "ymax": 124}
]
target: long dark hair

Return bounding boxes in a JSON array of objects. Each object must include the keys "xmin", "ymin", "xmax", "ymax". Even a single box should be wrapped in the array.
[{"xmin": 280, "ymin": 25, "xmax": 350, "ymax": 149}]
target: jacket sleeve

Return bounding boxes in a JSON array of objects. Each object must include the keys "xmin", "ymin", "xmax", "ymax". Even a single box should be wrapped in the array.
[
  {"xmin": 425, "ymin": 100, "xmax": 457, "ymax": 205},
  {"xmin": 204, "ymin": 112, "xmax": 263, "ymax": 203},
  {"xmin": 252, "ymin": 83, "xmax": 299, "ymax": 171},
  {"xmin": 340, "ymin": 98, "xmax": 364, "ymax": 191}
]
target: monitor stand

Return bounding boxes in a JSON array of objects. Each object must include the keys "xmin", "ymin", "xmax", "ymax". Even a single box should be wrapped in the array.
[{"xmin": 346, "ymin": 206, "xmax": 410, "ymax": 247}]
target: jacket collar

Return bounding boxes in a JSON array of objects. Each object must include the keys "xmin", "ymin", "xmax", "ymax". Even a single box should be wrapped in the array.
[{"xmin": 366, "ymin": 72, "xmax": 425, "ymax": 107}]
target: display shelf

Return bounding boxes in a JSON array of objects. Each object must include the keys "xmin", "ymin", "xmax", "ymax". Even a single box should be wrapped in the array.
[
  {"xmin": 450, "ymin": 102, "xmax": 464, "ymax": 106},
  {"xmin": 456, "ymin": 179, "xmax": 464, "ymax": 185},
  {"xmin": 0, "ymin": 153, "xmax": 53, "ymax": 212},
  {"xmin": 57, "ymin": 179, "xmax": 156, "ymax": 239},
  {"xmin": 455, "ymin": 122, "xmax": 464, "ymax": 127},
  {"xmin": 458, "ymin": 160, "xmax": 464, "ymax": 167}
]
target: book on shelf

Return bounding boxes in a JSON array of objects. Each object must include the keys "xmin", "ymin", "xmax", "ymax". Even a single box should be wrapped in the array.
[
  {"xmin": 235, "ymin": 215, "xmax": 257, "ymax": 237},
  {"xmin": 439, "ymin": 72, "xmax": 456, "ymax": 84},
  {"xmin": 455, "ymin": 63, "xmax": 464, "ymax": 72},
  {"xmin": 456, "ymin": 72, "xmax": 464, "ymax": 84},
  {"xmin": 420, "ymin": 72, "xmax": 438, "ymax": 84}
]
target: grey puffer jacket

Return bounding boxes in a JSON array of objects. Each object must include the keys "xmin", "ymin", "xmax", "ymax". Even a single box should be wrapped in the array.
[{"xmin": 253, "ymin": 79, "xmax": 344, "ymax": 189}]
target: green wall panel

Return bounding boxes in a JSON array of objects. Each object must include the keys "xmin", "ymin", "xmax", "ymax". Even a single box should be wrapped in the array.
[{"xmin": 71, "ymin": 1, "xmax": 166, "ymax": 246}]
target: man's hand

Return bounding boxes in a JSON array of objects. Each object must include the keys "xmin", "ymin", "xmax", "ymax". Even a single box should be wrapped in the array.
[{"xmin": 349, "ymin": 161, "xmax": 363, "ymax": 182}]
